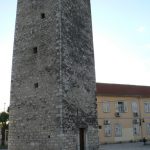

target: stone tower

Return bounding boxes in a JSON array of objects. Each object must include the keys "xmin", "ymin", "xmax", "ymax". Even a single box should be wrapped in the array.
[{"xmin": 9, "ymin": 0, "xmax": 99, "ymax": 150}]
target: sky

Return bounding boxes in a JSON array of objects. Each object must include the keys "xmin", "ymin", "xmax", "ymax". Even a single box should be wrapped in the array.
[
  {"xmin": 91, "ymin": 0, "xmax": 150, "ymax": 86},
  {"xmin": 0, "ymin": 0, "xmax": 150, "ymax": 112}
]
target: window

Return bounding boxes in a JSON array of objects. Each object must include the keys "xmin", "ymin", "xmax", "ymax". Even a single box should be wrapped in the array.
[
  {"xmin": 104, "ymin": 124, "xmax": 112, "ymax": 137},
  {"xmin": 118, "ymin": 102, "xmax": 124, "ymax": 112},
  {"xmin": 34, "ymin": 83, "xmax": 38, "ymax": 88},
  {"xmin": 115, "ymin": 101, "xmax": 128, "ymax": 113},
  {"xmin": 102, "ymin": 102, "xmax": 110, "ymax": 113},
  {"xmin": 146, "ymin": 123, "xmax": 150, "ymax": 135},
  {"xmin": 115, "ymin": 124, "xmax": 122, "ymax": 137},
  {"xmin": 133, "ymin": 124, "xmax": 140, "ymax": 135},
  {"xmin": 33, "ymin": 47, "xmax": 37, "ymax": 54},
  {"xmin": 144, "ymin": 103, "xmax": 150, "ymax": 113},
  {"xmin": 41, "ymin": 13, "xmax": 45, "ymax": 19},
  {"xmin": 132, "ymin": 102, "xmax": 138, "ymax": 113}
]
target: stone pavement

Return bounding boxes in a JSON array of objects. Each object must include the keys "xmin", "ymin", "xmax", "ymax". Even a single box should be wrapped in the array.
[
  {"xmin": 2, "ymin": 142, "xmax": 150, "ymax": 150},
  {"xmin": 101, "ymin": 142, "xmax": 150, "ymax": 150}
]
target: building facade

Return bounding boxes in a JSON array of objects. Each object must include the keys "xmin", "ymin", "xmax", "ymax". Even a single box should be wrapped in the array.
[
  {"xmin": 96, "ymin": 83, "xmax": 150, "ymax": 144},
  {"xmin": 9, "ymin": 0, "xmax": 99, "ymax": 150}
]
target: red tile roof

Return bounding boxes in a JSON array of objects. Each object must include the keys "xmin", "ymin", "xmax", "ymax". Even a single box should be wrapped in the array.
[{"xmin": 96, "ymin": 83, "xmax": 150, "ymax": 97}]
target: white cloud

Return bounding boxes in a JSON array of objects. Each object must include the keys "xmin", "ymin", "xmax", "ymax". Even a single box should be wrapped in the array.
[{"xmin": 136, "ymin": 26, "xmax": 145, "ymax": 32}]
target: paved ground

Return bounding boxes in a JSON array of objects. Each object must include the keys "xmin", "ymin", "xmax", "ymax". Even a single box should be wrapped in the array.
[
  {"xmin": 101, "ymin": 142, "xmax": 150, "ymax": 150},
  {"xmin": 1, "ymin": 142, "xmax": 150, "ymax": 150}
]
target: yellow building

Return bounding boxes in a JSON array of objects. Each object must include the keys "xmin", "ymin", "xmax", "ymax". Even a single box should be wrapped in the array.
[{"xmin": 96, "ymin": 83, "xmax": 150, "ymax": 144}]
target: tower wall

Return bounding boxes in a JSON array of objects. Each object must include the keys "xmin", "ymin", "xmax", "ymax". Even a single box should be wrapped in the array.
[{"xmin": 9, "ymin": 0, "xmax": 99, "ymax": 149}]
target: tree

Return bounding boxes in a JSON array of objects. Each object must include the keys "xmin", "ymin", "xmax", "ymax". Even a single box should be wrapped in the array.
[{"xmin": 0, "ymin": 112, "xmax": 9, "ymax": 146}]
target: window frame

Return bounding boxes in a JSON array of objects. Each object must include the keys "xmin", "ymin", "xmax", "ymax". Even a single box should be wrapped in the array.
[
  {"xmin": 104, "ymin": 124, "xmax": 112, "ymax": 137},
  {"xmin": 115, "ymin": 101, "xmax": 128, "ymax": 113},
  {"xmin": 133, "ymin": 124, "xmax": 140, "ymax": 135},
  {"xmin": 146, "ymin": 123, "xmax": 150, "ymax": 135},
  {"xmin": 131, "ymin": 101, "xmax": 138, "ymax": 113},
  {"xmin": 102, "ymin": 101, "xmax": 110, "ymax": 113},
  {"xmin": 115, "ymin": 123, "xmax": 122, "ymax": 137},
  {"xmin": 144, "ymin": 102, "xmax": 150, "ymax": 113}
]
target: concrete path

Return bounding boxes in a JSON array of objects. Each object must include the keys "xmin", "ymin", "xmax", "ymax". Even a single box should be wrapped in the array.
[{"xmin": 2, "ymin": 142, "xmax": 150, "ymax": 150}]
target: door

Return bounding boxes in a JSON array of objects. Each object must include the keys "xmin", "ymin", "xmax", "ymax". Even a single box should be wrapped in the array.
[{"xmin": 80, "ymin": 128, "xmax": 85, "ymax": 150}]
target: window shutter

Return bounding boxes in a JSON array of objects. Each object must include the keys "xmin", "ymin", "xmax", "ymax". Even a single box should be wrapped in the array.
[
  {"xmin": 148, "ymin": 103, "xmax": 150, "ymax": 112},
  {"xmin": 132, "ymin": 102, "xmax": 138, "ymax": 113},
  {"xmin": 108, "ymin": 102, "xmax": 110, "ymax": 112},
  {"xmin": 115, "ymin": 103, "xmax": 118, "ymax": 112},
  {"xmin": 124, "ymin": 102, "xmax": 128, "ymax": 112},
  {"xmin": 102, "ymin": 103, "xmax": 107, "ymax": 112}
]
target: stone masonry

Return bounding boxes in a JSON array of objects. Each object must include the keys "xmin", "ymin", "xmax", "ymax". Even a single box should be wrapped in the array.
[{"xmin": 8, "ymin": 0, "xmax": 100, "ymax": 149}]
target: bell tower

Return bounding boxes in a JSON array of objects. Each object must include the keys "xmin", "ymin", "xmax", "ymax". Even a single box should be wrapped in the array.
[{"xmin": 9, "ymin": 0, "xmax": 99, "ymax": 149}]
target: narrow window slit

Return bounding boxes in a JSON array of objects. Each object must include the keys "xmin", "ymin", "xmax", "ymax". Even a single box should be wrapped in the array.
[
  {"xmin": 33, "ymin": 47, "xmax": 37, "ymax": 54},
  {"xmin": 34, "ymin": 83, "xmax": 38, "ymax": 88},
  {"xmin": 41, "ymin": 13, "xmax": 45, "ymax": 19}
]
